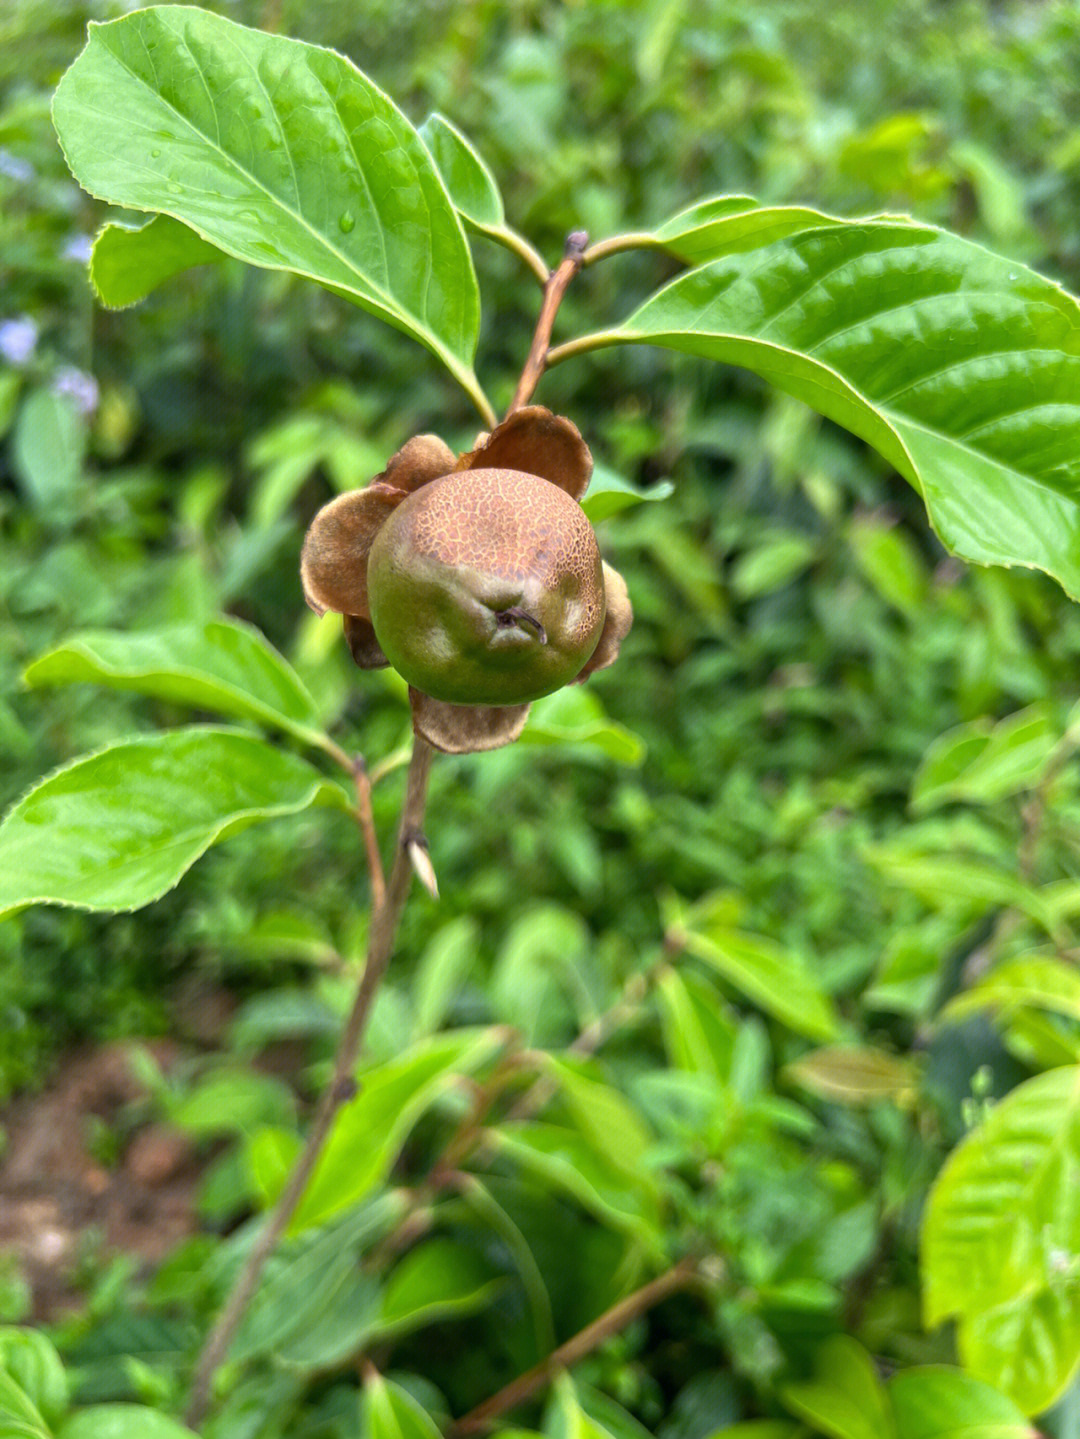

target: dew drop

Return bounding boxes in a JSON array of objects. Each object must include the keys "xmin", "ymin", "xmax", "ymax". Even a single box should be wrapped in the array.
[
  {"xmin": 166, "ymin": 181, "xmax": 182, "ymax": 195},
  {"xmin": 151, "ymin": 148, "xmax": 161, "ymax": 158},
  {"xmin": 338, "ymin": 211, "xmax": 355, "ymax": 234}
]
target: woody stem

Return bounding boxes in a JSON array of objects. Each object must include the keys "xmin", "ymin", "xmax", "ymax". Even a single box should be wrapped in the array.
[
  {"xmin": 185, "ymin": 738, "xmax": 435, "ymax": 1427},
  {"xmin": 506, "ymin": 230, "xmax": 589, "ymax": 417}
]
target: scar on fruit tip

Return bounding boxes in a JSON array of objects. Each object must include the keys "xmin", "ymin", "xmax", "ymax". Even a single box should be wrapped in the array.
[{"xmin": 496, "ymin": 607, "xmax": 548, "ymax": 643}]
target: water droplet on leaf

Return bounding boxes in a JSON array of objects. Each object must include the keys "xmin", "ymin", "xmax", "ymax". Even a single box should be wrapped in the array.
[
  {"xmin": 150, "ymin": 148, "xmax": 161, "ymax": 158},
  {"xmin": 338, "ymin": 211, "xmax": 355, "ymax": 234}
]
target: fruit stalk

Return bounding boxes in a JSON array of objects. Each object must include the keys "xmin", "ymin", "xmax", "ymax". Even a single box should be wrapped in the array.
[{"xmin": 506, "ymin": 230, "xmax": 588, "ymax": 416}]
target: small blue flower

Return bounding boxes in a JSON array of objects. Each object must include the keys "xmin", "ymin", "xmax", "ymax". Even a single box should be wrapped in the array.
[
  {"xmin": 0, "ymin": 149, "xmax": 34, "ymax": 183},
  {"xmin": 0, "ymin": 317, "xmax": 38, "ymax": 367},
  {"xmin": 52, "ymin": 366, "xmax": 99, "ymax": 418},
  {"xmin": 62, "ymin": 234, "xmax": 94, "ymax": 264}
]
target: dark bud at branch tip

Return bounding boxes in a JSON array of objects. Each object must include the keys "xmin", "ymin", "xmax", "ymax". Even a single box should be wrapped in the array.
[{"xmin": 565, "ymin": 230, "xmax": 589, "ymax": 258}]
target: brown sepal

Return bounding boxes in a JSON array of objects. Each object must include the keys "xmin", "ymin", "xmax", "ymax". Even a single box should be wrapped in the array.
[
  {"xmin": 577, "ymin": 562, "xmax": 633, "ymax": 680},
  {"xmin": 409, "ymin": 688, "xmax": 531, "ymax": 754},
  {"xmin": 459, "ymin": 406, "xmax": 593, "ymax": 500},
  {"xmin": 381, "ymin": 434, "xmax": 456, "ymax": 492},
  {"xmin": 300, "ymin": 485, "xmax": 405, "ymax": 618},
  {"xmin": 343, "ymin": 614, "xmax": 389, "ymax": 669}
]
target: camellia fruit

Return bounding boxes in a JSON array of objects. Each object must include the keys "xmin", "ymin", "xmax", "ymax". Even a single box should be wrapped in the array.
[
  {"xmin": 300, "ymin": 406, "xmax": 632, "ymax": 753},
  {"xmin": 366, "ymin": 466, "xmax": 606, "ymax": 706}
]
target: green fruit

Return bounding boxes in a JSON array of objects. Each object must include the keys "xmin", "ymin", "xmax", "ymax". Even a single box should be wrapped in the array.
[{"xmin": 367, "ymin": 467, "xmax": 606, "ymax": 705}]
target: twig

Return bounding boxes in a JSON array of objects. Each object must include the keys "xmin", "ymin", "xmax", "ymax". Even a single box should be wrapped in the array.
[
  {"xmin": 185, "ymin": 738, "xmax": 435, "ymax": 1427},
  {"xmin": 450, "ymin": 1258, "xmax": 702, "ymax": 1435},
  {"xmin": 506, "ymin": 231, "xmax": 589, "ymax": 416}
]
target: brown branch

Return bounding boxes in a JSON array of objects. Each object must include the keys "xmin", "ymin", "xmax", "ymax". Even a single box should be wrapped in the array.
[
  {"xmin": 451, "ymin": 1258, "xmax": 702, "ymax": 1435},
  {"xmin": 506, "ymin": 231, "xmax": 589, "ymax": 416},
  {"xmin": 185, "ymin": 737, "xmax": 435, "ymax": 1428}
]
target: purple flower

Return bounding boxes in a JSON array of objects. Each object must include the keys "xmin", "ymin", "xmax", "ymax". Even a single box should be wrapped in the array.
[
  {"xmin": 52, "ymin": 366, "xmax": 99, "ymax": 418},
  {"xmin": 62, "ymin": 234, "xmax": 94, "ymax": 264},
  {"xmin": 0, "ymin": 318, "xmax": 38, "ymax": 367},
  {"xmin": 0, "ymin": 149, "xmax": 34, "ymax": 183}
]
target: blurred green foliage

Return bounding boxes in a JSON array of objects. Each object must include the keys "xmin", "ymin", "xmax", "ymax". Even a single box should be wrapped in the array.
[{"xmin": 6, "ymin": 0, "xmax": 1080, "ymax": 1434}]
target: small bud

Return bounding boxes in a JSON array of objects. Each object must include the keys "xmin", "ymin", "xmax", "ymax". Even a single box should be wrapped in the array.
[{"xmin": 407, "ymin": 834, "xmax": 439, "ymax": 899}]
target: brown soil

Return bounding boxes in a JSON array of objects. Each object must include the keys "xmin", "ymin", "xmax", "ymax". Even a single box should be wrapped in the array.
[{"xmin": 0, "ymin": 1041, "xmax": 202, "ymax": 1321}]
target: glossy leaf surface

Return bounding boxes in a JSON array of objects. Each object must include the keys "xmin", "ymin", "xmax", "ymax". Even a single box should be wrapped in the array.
[
  {"xmin": 608, "ymin": 223, "xmax": 1080, "ymax": 597},
  {"xmin": 53, "ymin": 7, "xmax": 484, "ymax": 403},
  {"xmin": 24, "ymin": 619, "xmax": 327, "ymax": 749},
  {"xmin": 0, "ymin": 728, "xmax": 349, "ymax": 918},
  {"xmin": 90, "ymin": 215, "xmax": 224, "ymax": 307},
  {"xmin": 922, "ymin": 1065, "xmax": 1080, "ymax": 1413}
]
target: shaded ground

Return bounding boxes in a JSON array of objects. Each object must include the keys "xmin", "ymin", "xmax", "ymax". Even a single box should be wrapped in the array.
[{"xmin": 0, "ymin": 1041, "xmax": 201, "ymax": 1321}]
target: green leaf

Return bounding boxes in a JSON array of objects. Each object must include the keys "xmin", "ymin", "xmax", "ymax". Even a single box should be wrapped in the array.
[
  {"xmin": 53, "ymin": 7, "xmax": 487, "ymax": 412},
  {"xmin": 24, "ymin": 619, "xmax": 328, "ymax": 750},
  {"xmin": 579, "ymin": 463, "xmax": 674, "ymax": 524},
  {"xmin": 290, "ymin": 1029, "xmax": 503, "ymax": 1231},
  {"xmin": 655, "ymin": 967, "xmax": 737, "ymax": 1082},
  {"xmin": 0, "ymin": 1370, "xmax": 49, "ymax": 1439},
  {"xmin": 520, "ymin": 688, "xmax": 646, "ymax": 766},
  {"xmin": 649, "ymin": 195, "xmax": 859, "ymax": 264},
  {"xmin": 888, "ymin": 1366, "xmax": 1037, "ymax": 1439},
  {"xmin": 674, "ymin": 908, "xmax": 840, "ymax": 1042},
  {"xmin": 780, "ymin": 1335, "xmax": 896, "ymax": 1439},
  {"xmin": 544, "ymin": 1056, "xmax": 654, "ymax": 1174},
  {"xmin": 230, "ymin": 1193, "xmax": 403, "ymax": 1363},
  {"xmin": 602, "ymin": 222, "xmax": 1080, "ymax": 599},
  {"xmin": 90, "ymin": 215, "xmax": 224, "ymax": 307},
  {"xmin": 491, "ymin": 1122, "xmax": 663, "ymax": 1253},
  {"xmin": 0, "ymin": 727, "xmax": 349, "ymax": 919},
  {"xmin": 0, "ymin": 1331, "xmax": 66, "ymax": 1427},
  {"xmin": 847, "ymin": 514, "xmax": 929, "ymax": 618},
  {"xmin": 412, "ymin": 916, "xmax": 480, "ymax": 1038},
  {"xmin": 865, "ymin": 848, "xmax": 1058, "ymax": 935},
  {"xmin": 419, "ymin": 113, "xmax": 504, "ymax": 230},
  {"xmin": 545, "ymin": 1373, "xmax": 616, "ymax": 1439},
  {"xmin": 911, "ymin": 703, "xmax": 1060, "ymax": 812},
  {"xmin": 59, "ymin": 1408, "xmax": 197, "ymax": 1439},
  {"xmin": 784, "ymin": 1046, "xmax": 915, "ymax": 1106},
  {"xmin": 361, "ymin": 1374, "xmax": 443, "ymax": 1439},
  {"xmin": 377, "ymin": 1238, "xmax": 503, "ymax": 1339},
  {"xmin": 922, "ymin": 1065, "xmax": 1080, "ymax": 1413},
  {"xmin": 942, "ymin": 954, "xmax": 1080, "ymax": 1028},
  {"xmin": 12, "ymin": 388, "xmax": 85, "ymax": 513},
  {"xmin": 730, "ymin": 531, "xmax": 818, "ymax": 598}
]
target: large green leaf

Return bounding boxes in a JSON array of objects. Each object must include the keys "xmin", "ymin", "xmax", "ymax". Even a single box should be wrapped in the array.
[
  {"xmin": 90, "ymin": 215, "xmax": 224, "ymax": 308},
  {"xmin": 592, "ymin": 222, "xmax": 1080, "ymax": 598},
  {"xmin": 24, "ymin": 619, "xmax": 328, "ymax": 750},
  {"xmin": 922, "ymin": 1065, "xmax": 1080, "ymax": 1414},
  {"xmin": 0, "ymin": 728, "xmax": 349, "ymax": 919},
  {"xmin": 888, "ymin": 1367, "xmax": 1037, "ymax": 1439},
  {"xmin": 52, "ymin": 6, "xmax": 487, "ymax": 412}
]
